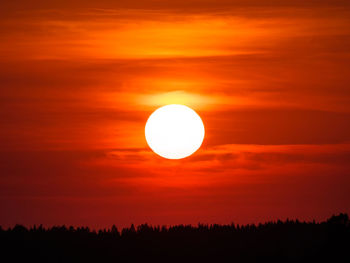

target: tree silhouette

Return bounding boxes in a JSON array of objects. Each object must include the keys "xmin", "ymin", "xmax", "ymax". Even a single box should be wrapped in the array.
[{"xmin": 0, "ymin": 213, "xmax": 349, "ymax": 262}]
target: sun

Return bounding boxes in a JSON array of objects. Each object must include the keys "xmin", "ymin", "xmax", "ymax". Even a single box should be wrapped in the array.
[{"xmin": 145, "ymin": 104, "xmax": 205, "ymax": 159}]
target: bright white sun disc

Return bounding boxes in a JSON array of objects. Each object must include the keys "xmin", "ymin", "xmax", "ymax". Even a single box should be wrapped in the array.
[{"xmin": 145, "ymin": 104, "xmax": 205, "ymax": 159}]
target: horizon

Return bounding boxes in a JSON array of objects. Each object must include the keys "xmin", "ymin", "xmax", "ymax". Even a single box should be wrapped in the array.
[{"xmin": 2, "ymin": 213, "xmax": 348, "ymax": 232}]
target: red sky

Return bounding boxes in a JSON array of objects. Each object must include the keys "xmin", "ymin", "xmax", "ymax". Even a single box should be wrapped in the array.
[{"xmin": 1, "ymin": 0, "xmax": 350, "ymax": 229}]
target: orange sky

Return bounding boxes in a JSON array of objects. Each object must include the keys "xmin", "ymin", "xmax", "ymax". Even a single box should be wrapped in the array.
[{"xmin": 1, "ymin": 0, "xmax": 350, "ymax": 228}]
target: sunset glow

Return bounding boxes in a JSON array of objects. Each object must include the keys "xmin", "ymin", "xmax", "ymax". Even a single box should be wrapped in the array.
[{"xmin": 0, "ymin": 0, "xmax": 350, "ymax": 229}]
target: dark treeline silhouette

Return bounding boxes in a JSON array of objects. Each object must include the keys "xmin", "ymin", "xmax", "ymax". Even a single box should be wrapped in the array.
[{"xmin": 1, "ymin": 213, "xmax": 349, "ymax": 262}]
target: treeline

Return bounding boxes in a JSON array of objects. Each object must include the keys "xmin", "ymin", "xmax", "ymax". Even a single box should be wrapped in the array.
[{"xmin": 0, "ymin": 213, "xmax": 349, "ymax": 262}]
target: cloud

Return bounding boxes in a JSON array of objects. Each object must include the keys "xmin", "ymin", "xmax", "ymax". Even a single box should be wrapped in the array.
[{"xmin": 204, "ymin": 109, "xmax": 350, "ymax": 145}]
